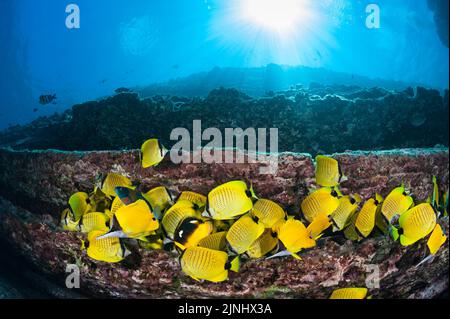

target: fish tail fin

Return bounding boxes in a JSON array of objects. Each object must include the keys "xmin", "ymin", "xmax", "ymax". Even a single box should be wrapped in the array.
[
  {"xmin": 229, "ymin": 256, "xmax": 240, "ymax": 273},
  {"xmin": 375, "ymin": 193, "xmax": 384, "ymax": 204},
  {"xmin": 333, "ymin": 186, "xmax": 343, "ymax": 197},
  {"xmin": 340, "ymin": 174, "xmax": 348, "ymax": 183},
  {"xmin": 249, "ymin": 182, "xmax": 258, "ymax": 200},
  {"xmin": 389, "ymin": 225, "xmax": 400, "ymax": 241},
  {"xmin": 353, "ymin": 194, "xmax": 363, "ymax": 203}
]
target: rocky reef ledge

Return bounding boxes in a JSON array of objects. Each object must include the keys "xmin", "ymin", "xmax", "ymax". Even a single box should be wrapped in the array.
[
  {"xmin": 0, "ymin": 86, "xmax": 448, "ymax": 155},
  {"xmin": 0, "ymin": 147, "xmax": 448, "ymax": 298}
]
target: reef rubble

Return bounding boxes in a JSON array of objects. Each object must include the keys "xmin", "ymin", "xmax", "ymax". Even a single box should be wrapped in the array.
[{"xmin": 0, "ymin": 147, "xmax": 448, "ymax": 298}]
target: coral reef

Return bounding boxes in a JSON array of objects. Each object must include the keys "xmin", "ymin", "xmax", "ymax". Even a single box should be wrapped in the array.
[
  {"xmin": 0, "ymin": 86, "xmax": 448, "ymax": 155},
  {"xmin": 0, "ymin": 148, "xmax": 448, "ymax": 298}
]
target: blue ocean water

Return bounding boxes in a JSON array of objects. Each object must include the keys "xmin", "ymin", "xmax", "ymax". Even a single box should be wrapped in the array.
[{"xmin": 0, "ymin": 0, "xmax": 448, "ymax": 130}]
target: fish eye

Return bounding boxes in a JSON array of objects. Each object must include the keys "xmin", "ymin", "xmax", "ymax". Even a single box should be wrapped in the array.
[
  {"xmin": 350, "ymin": 198, "xmax": 356, "ymax": 204},
  {"xmin": 331, "ymin": 190, "xmax": 338, "ymax": 197},
  {"xmin": 402, "ymin": 192, "xmax": 407, "ymax": 196},
  {"xmin": 152, "ymin": 217, "xmax": 156, "ymax": 221}
]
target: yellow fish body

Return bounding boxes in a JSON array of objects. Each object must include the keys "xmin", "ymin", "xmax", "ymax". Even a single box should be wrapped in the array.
[
  {"xmin": 60, "ymin": 208, "xmax": 80, "ymax": 231},
  {"xmin": 198, "ymin": 231, "xmax": 228, "ymax": 251},
  {"xmin": 110, "ymin": 196, "xmax": 124, "ymax": 216},
  {"xmin": 226, "ymin": 213, "xmax": 265, "ymax": 254},
  {"xmin": 100, "ymin": 173, "xmax": 133, "ymax": 198},
  {"xmin": 252, "ymin": 199, "xmax": 286, "ymax": 228},
  {"xmin": 329, "ymin": 287, "xmax": 368, "ymax": 299},
  {"xmin": 162, "ymin": 200, "xmax": 199, "ymax": 239},
  {"xmin": 301, "ymin": 187, "xmax": 340, "ymax": 223},
  {"xmin": 315, "ymin": 155, "xmax": 345, "ymax": 187},
  {"xmin": 205, "ymin": 181, "xmax": 255, "ymax": 220},
  {"xmin": 427, "ymin": 224, "xmax": 447, "ymax": 255},
  {"xmin": 78, "ymin": 212, "xmax": 109, "ymax": 233},
  {"xmin": 180, "ymin": 247, "xmax": 239, "ymax": 282},
  {"xmin": 343, "ymin": 211, "xmax": 362, "ymax": 241},
  {"xmin": 174, "ymin": 217, "xmax": 214, "ymax": 250},
  {"xmin": 177, "ymin": 191, "xmax": 207, "ymax": 209},
  {"xmin": 84, "ymin": 230, "xmax": 130, "ymax": 263},
  {"xmin": 141, "ymin": 138, "xmax": 168, "ymax": 168},
  {"xmin": 307, "ymin": 213, "xmax": 332, "ymax": 240},
  {"xmin": 113, "ymin": 199, "xmax": 159, "ymax": 238},
  {"xmin": 381, "ymin": 186, "xmax": 413, "ymax": 223},
  {"xmin": 391, "ymin": 203, "xmax": 437, "ymax": 246},
  {"xmin": 331, "ymin": 195, "xmax": 361, "ymax": 231},
  {"xmin": 355, "ymin": 198, "xmax": 381, "ymax": 238},
  {"xmin": 68, "ymin": 192, "xmax": 92, "ymax": 222},
  {"xmin": 278, "ymin": 217, "xmax": 316, "ymax": 259},
  {"xmin": 142, "ymin": 186, "xmax": 174, "ymax": 216},
  {"xmin": 245, "ymin": 229, "xmax": 279, "ymax": 259}
]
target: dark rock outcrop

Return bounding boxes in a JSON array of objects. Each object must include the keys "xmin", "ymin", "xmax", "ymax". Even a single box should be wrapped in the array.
[
  {"xmin": 428, "ymin": 0, "xmax": 449, "ymax": 48},
  {"xmin": 0, "ymin": 147, "xmax": 448, "ymax": 298},
  {"xmin": 0, "ymin": 86, "xmax": 448, "ymax": 155}
]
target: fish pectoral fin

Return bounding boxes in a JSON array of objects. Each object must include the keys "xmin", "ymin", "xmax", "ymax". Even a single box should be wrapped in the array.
[
  {"xmin": 174, "ymin": 241, "xmax": 187, "ymax": 251},
  {"xmin": 290, "ymin": 252, "xmax": 302, "ymax": 260},
  {"xmin": 190, "ymin": 275, "xmax": 202, "ymax": 282},
  {"xmin": 265, "ymin": 250, "xmax": 292, "ymax": 260},
  {"xmin": 313, "ymin": 234, "xmax": 324, "ymax": 240},
  {"xmin": 415, "ymin": 255, "xmax": 435, "ymax": 268},
  {"xmin": 137, "ymin": 235, "xmax": 149, "ymax": 242},
  {"xmin": 97, "ymin": 230, "xmax": 129, "ymax": 240}
]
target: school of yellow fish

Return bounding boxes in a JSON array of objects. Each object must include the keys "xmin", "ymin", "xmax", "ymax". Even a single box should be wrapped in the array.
[{"xmin": 60, "ymin": 140, "xmax": 449, "ymax": 299}]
